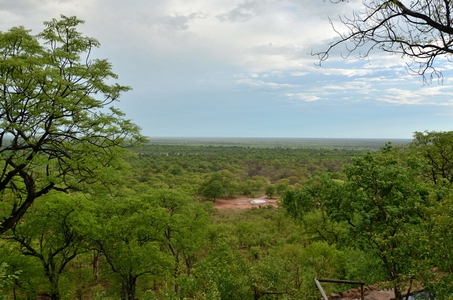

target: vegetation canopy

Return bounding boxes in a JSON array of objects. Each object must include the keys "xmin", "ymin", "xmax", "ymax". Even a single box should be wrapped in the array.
[
  {"xmin": 2, "ymin": 14, "xmax": 453, "ymax": 300},
  {"xmin": 0, "ymin": 15, "xmax": 143, "ymax": 234}
]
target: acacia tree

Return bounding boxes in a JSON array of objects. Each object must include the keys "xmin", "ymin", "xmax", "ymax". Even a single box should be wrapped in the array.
[
  {"xmin": 318, "ymin": 0, "xmax": 453, "ymax": 79},
  {"xmin": 0, "ymin": 15, "xmax": 142, "ymax": 233}
]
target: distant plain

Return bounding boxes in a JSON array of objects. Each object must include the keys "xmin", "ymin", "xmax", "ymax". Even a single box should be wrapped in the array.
[{"xmin": 147, "ymin": 137, "xmax": 411, "ymax": 150}]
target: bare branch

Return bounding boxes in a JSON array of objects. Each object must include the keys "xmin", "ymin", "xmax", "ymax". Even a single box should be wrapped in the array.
[{"xmin": 316, "ymin": 0, "xmax": 453, "ymax": 81}]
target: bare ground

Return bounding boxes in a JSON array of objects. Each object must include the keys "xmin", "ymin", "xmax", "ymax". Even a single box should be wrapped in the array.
[{"xmin": 214, "ymin": 195, "xmax": 279, "ymax": 210}]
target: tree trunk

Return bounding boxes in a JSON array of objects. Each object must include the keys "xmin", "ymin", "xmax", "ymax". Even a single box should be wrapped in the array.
[
  {"xmin": 166, "ymin": 227, "xmax": 181, "ymax": 295},
  {"xmin": 393, "ymin": 285, "xmax": 403, "ymax": 300},
  {"xmin": 121, "ymin": 274, "xmax": 137, "ymax": 300},
  {"xmin": 49, "ymin": 278, "xmax": 61, "ymax": 300},
  {"xmin": 185, "ymin": 256, "xmax": 193, "ymax": 276},
  {"xmin": 92, "ymin": 250, "xmax": 101, "ymax": 282}
]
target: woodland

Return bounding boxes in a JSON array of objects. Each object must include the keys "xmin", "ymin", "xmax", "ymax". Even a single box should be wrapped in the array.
[
  {"xmin": 3, "ymin": 7, "xmax": 453, "ymax": 299},
  {"xmin": 2, "ymin": 132, "xmax": 453, "ymax": 300}
]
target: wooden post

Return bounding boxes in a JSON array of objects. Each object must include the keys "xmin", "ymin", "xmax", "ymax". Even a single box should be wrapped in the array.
[
  {"xmin": 314, "ymin": 279, "xmax": 329, "ymax": 300},
  {"xmin": 315, "ymin": 278, "xmax": 365, "ymax": 300}
]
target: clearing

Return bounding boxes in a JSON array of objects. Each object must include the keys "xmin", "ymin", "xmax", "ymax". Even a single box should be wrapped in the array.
[{"xmin": 214, "ymin": 195, "xmax": 279, "ymax": 210}]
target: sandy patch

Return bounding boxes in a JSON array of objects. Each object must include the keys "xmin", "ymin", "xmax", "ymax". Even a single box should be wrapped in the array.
[{"xmin": 214, "ymin": 196, "xmax": 279, "ymax": 210}]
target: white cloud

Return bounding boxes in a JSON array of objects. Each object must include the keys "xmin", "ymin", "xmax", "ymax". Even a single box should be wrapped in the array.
[
  {"xmin": 2, "ymin": 0, "xmax": 452, "ymax": 138},
  {"xmin": 320, "ymin": 67, "xmax": 375, "ymax": 77},
  {"xmin": 290, "ymin": 71, "xmax": 308, "ymax": 76},
  {"xmin": 155, "ymin": 12, "xmax": 207, "ymax": 31},
  {"xmin": 286, "ymin": 93, "xmax": 321, "ymax": 102},
  {"xmin": 377, "ymin": 86, "xmax": 453, "ymax": 106},
  {"xmin": 235, "ymin": 77, "xmax": 295, "ymax": 90},
  {"xmin": 216, "ymin": 0, "xmax": 267, "ymax": 22},
  {"xmin": 0, "ymin": 10, "xmax": 22, "ymax": 24}
]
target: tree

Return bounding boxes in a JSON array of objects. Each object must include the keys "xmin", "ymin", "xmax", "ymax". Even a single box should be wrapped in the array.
[
  {"xmin": 182, "ymin": 238, "xmax": 252, "ymax": 300},
  {"xmin": 0, "ymin": 15, "xmax": 142, "ymax": 234},
  {"xmin": 87, "ymin": 189, "xmax": 170, "ymax": 300},
  {"xmin": 275, "ymin": 179, "xmax": 290, "ymax": 195},
  {"xmin": 0, "ymin": 262, "xmax": 20, "ymax": 298},
  {"xmin": 200, "ymin": 170, "xmax": 239, "ymax": 201},
  {"xmin": 5, "ymin": 193, "xmax": 88, "ymax": 300},
  {"xmin": 318, "ymin": 0, "xmax": 453, "ymax": 79},
  {"xmin": 410, "ymin": 131, "xmax": 453, "ymax": 184},
  {"xmin": 154, "ymin": 189, "xmax": 210, "ymax": 295},
  {"xmin": 424, "ymin": 191, "xmax": 453, "ymax": 298},
  {"xmin": 201, "ymin": 180, "xmax": 225, "ymax": 202},
  {"xmin": 283, "ymin": 147, "xmax": 433, "ymax": 300},
  {"xmin": 265, "ymin": 184, "xmax": 276, "ymax": 199},
  {"xmin": 325, "ymin": 149, "xmax": 431, "ymax": 300}
]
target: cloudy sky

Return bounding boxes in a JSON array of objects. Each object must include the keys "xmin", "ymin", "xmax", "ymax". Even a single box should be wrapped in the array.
[{"xmin": 2, "ymin": 0, "xmax": 453, "ymax": 139}]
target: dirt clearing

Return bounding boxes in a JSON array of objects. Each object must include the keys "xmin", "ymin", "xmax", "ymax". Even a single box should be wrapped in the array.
[{"xmin": 214, "ymin": 196, "xmax": 279, "ymax": 210}]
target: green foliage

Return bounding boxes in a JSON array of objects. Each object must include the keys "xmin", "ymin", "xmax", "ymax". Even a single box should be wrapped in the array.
[
  {"xmin": 130, "ymin": 144, "xmax": 364, "ymax": 200},
  {"xmin": 299, "ymin": 242, "xmax": 348, "ymax": 294},
  {"xmin": 85, "ymin": 189, "xmax": 172, "ymax": 300},
  {"xmin": 179, "ymin": 237, "xmax": 252, "ymax": 300},
  {"xmin": 250, "ymin": 254, "xmax": 297, "ymax": 299},
  {"xmin": 298, "ymin": 210, "xmax": 345, "ymax": 245},
  {"xmin": 0, "ymin": 243, "xmax": 45, "ymax": 299},
  {"xmin": 411, "ymin": 131, "xmax": 453, "ymax": 184},
  {"xmin": 340, "ymin": 247, "xmax": 386, "ymax": 285},
  {"xmin": 333, "ymin": 151, "xmax": 431, "ymax": 298},
  {"xmin": 4, "ymin": 193, "xmax": 90, "ymax": 299},
  {"xmin": 146, "ymin": 137, "xmax": 407, "ymax": 150},
  {"xmin": 8, "ymin": 70, "xmax": 453, "ymax": 300},
  {"xmin": 0, "ymin": 15, "xmax": 143, "ymax": 234},
  {"xmin": 281, "ymin": 138, "xmax": 453, "ymax": 299},
  {"xmin": 0, "ymin": 262, "xmax": 20, "ymax": 299},
  {"xmin": 275, "ymin": 179, "xmax": 290, "ymax": 195},
  {"xmin": 201, "ymin": 180, "xmax": 225, "ymax": 201},
  {"xmin": 200, "ymin": 170, "xmax": 240, "ymax": 201},
  {"xmin": 265, "ymin": 185, "xmax": 276, "ymax": 199},
  {"xmin": 153, "ymin": 189, "xmax": 210, "ymax": 295}
]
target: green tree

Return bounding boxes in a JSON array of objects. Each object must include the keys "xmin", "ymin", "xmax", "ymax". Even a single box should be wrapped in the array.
[
  {"xmin": 241, "ymin": 176, "xmax": 267, "ymax": 197},
  {"xmin": 283, "ymin": 147, "xmax": 432, "ymax": 300},
  {"xmin": 0, "ymin": 262, "xmax": 20, "ymax": 299},
  {"xmin": 282, "ymin": 176, "xmax": 347, "ymax": 246},
  {"xmin": 250, "ymin": 256, "xmax": 295, "ymax": 299},
  {"xmin": 275, "ymin": 179, "xmax": 290, "ymax": 195},
  {"xmin": 87, "ymin": 189, "xmax": 170, "ymax": 300},
  {"xmin": 154, "ymin": 189, "xmax": 210, "ymax": 295},
  {"xmin": 201, "ymin": 180, "xmax": 225, "ymax": 202},
  {"xmin": 424, "ymin": 192, "xmax": 453, "ymax": 298},
  {"xmin": 4, "ymin": 193, "xmax": 88, "ymax": 300},
  {"xmin": 0, "ymin": 15, "xmax": 142, "ymax": 234},
  {"xmin": 325, "ymin": 150, "xmax": 431, "ymax": 300},
  {"xmin": 182, "ymin": 238, "xmax": 252, "ymax": 300},
  {"xmin": 200, "ymin": 170, "xmax": 239, "ymax": 201},
  {"xmin": 265, "ymin": 185, "xmax": 276, "ymax": 199},
  {"xmin": 411, "ymin": 131, "xmax": 453, "ymax": 184}
]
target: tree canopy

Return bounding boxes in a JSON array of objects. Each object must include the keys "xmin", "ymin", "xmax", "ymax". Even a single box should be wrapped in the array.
[
  {"xmin": 282, "ymin": 133, "xmax": 453, "ymax": 300},
  {"xmin": 318, "ymin": 0, "xmax": 453, "ymax": 79},
  {"xmin": 0, "ymin": 15, "xmax": 143, "ymax": 233}
]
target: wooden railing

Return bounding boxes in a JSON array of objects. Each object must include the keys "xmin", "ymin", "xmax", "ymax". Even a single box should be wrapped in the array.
[{"xmin": 315, "ymin": 278, "xmax": 365, "ymax": 300}]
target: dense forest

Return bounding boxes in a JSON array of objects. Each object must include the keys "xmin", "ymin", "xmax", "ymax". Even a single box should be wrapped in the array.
[{"xmin": 1, "ymin": 132, "xmax": 452, "ymax": 300}]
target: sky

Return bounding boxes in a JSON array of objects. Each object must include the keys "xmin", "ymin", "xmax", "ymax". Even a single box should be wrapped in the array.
[{"xmin": 2, "ymin": 0, "xmax": 453, "ymax": 139}]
